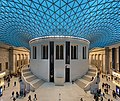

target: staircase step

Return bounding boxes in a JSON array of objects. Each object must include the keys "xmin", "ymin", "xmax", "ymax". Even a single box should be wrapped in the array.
[
  {"xmin": 33, "ymin": 80, "xmax": 45, "ymax": 89},
  {"xmin": 85, "ymin": 74, "xmax": 93, "ymax": 78},
  {"xmin": 23, "ymin": 70, "xmax": 31, "ymax": 74},
  {"xmin": 23, "ymin": 72, "xmax": 33, "ymax": 77},
  {"xmin": 75, "ymin": 80, "xmax": 86, "ymax": 89},
  {"xmin": 89, "ymin": 68, "xmax": 96, "ymax": 72},
  {"xmin": 79, "ymin": 79, "xmax": 89, "ymax": 84},
  {"xmin": 22, "ymin": 68, "xmax": 30, "ymax": 72},
  {"xmin": 75, "ymin": 65, "xmax": 97, "ymax": 90},
  {"xmin": 87, "ymin": 71, "xmax": 96, "ymax": 76},
  {"xmin": 31, "ymin": 79, "xmax": 40, "ymax": 85},
  {"xmin": 26, "ymin": 76, "xmax": 38, "ymax": 82},
  {"xmin": 25, "ymin": 75, "xmax": 34, "ymax": 79},
  {"xmin": 82, "ymin": 75, "xmax": 91, "ymax": 82},
  {"xmin": 22, "ymin": 67, "xmax": 45, "ymax": 91}
]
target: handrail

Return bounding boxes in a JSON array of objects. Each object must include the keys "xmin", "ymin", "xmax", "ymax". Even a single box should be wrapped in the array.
[
  {"xmin": 21, "ymin": 65, "xmax": 46, "ymax": 91},
  {"xmin": 84, "ymin": 67, "xmax": 99, "ymax": 91},
  {"xmin": 21, "ymin": 65, "xmax": 35, "ymax": 91}
]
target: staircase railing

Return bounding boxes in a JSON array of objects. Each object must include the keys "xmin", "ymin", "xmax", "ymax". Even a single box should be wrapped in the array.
[
  {"xmin": 84, "ymin": 67, "xmax": 100, "ymax": 93},
  {"xmin": 21, "ymin": 67, "xmax": 35, "ymax": 92}
]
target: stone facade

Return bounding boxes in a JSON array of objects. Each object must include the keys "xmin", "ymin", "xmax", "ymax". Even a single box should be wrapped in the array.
[
  {"xmin": 89, "ymin": 43, "xmax": 120, "ymax": 74},
  {"xmin": 0, "ymin": 42, "xmax": 30, "ymax": 75}
]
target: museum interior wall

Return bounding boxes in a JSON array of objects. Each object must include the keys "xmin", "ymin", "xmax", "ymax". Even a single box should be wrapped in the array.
[
  {"xmin": 89, "ymin": 43, "xmax": 120, "ymax": 74},
  {"xmin": 0, "ymin": 42, "xmax": 30, "ymax": 75}
]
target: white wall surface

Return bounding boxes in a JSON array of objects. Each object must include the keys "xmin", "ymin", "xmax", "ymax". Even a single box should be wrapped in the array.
[{"xmin": 30, "ymin": 59, "xmax": 49, "ymax": 81}]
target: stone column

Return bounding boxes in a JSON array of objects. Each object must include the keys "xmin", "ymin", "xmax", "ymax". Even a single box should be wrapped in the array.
[
  {"xmin": 105, "ymin": 47, "xmax": 109, "ymax": 74},
  {"xmin": 26, "ymin": 55, "xmax": 28, "ymax": 64},
  {"xmin": 19, "ymin": 54, "xmax": 21, "ymax": 68},
  {"xmin": 15, "ymin": 54, "xmax": 17, "ymax": 73},
  {"xmin": 98, "ymin": 54, "xmax": 100, "ymax": 69},
  {"xmin": 101, "ymin": 54, "xmax": 103, "ymax": 73},
  {"xmin": 9, "ymin": 47, "xmax": 14, "ymax": 74}
]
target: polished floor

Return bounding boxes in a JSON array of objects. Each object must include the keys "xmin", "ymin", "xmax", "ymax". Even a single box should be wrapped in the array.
[{"xmin": 0, "ymin": 75, "xmax": 120, "ymax": 101}]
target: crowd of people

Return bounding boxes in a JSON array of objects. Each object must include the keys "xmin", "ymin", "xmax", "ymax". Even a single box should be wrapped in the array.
[
  {"xmin": 81, "ymin": 73, "xmax": 118, "ymax": 101},
  {"xmin": 2, "ymin": 74, "xmax": 38, "ymax": 101},
  {"xmin": 1, "ymin": 69, "xmax": 119, "ymax": 101}
]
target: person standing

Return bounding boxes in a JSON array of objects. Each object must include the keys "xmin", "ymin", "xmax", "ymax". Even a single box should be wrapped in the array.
[
  {"xmin": 10, "ymin": 91, "xmax": 14, "ymax": 99},
  {"xmin": 80, "ymin": 98, "xmax": 83, "ymax": 101},
  {"xmin": 108, "ymin": 99, "xmax": 110, "ymax": 101},
  {"xmin": 8, "ymin": 82, "xmax": 10, "ymax": 87},
  {"xmin": 14, "ymin": 81, "xmax": 16, "ymax": 87},
  {"xmin": 4, "ymin": 85, "xmax": 5, "ymax": 90},
  {"xmin": 16, "ymin": 91, "xmax": 19, "ymax": 98}
]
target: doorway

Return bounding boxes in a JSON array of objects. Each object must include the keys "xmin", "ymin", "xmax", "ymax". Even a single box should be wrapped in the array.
[{"xmin": 65, "ymin": 67, "xmax": 70, "ymax": 82}]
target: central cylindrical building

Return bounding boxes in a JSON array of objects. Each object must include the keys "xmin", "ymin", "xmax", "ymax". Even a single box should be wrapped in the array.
[{"xmin": 29, "ymin": 36, "xmax": 89, "ymax": 83}]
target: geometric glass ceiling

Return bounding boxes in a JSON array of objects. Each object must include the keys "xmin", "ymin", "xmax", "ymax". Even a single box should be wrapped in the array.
[{"xmin": 0, "ymin": 0, "xmax": 120, "ymax": 49}]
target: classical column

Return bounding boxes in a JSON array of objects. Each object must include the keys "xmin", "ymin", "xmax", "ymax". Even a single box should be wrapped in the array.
[
  {"xmin": 15, "ymin": 54, "xmax": 17, "ymax": 73},
  {"xmin": 98, "ymin": 54, "xmax": 100, "ymax": 69},
  {"xmin": 101, "ymin": 54, "xmax": 103, "ymax": 73},
  {"xmin": 105, "ymin": 47, "xmax": 109, "ymax": 74},
  {"xmin": 26, "ymin": 55, "xmax": 28, "ymax": 64},
  {"xmin": 95, "ymin": 54, "xmax": 97, "ymax": 67},
  {"xmin": 9, "ymin": 47, "xmax": 14, "ymax": 74},
  {"xmin": 18, "ymin": 54, "xmax": 20, "ymax": 68},
  {"xmin": 112, "ymin": 48, "xmax": 117, "ymax": 71}
]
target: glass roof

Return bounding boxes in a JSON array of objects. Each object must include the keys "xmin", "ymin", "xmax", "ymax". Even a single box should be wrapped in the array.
[{"xmin": 0, "ymin": 0, "xmax": 120, "ymax": 49}]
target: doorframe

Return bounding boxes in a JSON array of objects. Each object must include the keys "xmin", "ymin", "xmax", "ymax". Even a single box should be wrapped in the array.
[{"xmin": 65, "ymin": 66, "xmax": 70, "ymax": 82}]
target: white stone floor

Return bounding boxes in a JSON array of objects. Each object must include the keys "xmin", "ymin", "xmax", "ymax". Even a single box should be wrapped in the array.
[{"xmin": 0, "ymin": 75, "xmax": 120, "ymax": 101}]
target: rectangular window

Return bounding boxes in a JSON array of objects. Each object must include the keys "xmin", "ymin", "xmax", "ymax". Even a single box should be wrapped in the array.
[
  {"xmin": 41, "ymin": 45, "xmax": 48, "ymax": 59},
  {"xmin": 6, "ymin": 62, "xmax": 8, "ymax": 69},
  {"xmin": 0, "ymin": 63, "xmax": 2, "ymax": 71},
  {"xmin": 56, "ymin": 45, "xmax": 64, "ymax": 59},
  {"xmin": 33, "ymin": 46, "xmax": 37, "ymax": 59},
  {"xmin": 71, "ymin": 45, "xmax": 78, "ymax": 59},
  {"xmin": 83, "ymin": 46, "xmax": 87, "ymax": 59}
]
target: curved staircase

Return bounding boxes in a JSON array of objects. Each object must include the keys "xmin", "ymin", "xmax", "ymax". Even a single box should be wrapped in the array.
[
  {"xmin": 75, "ymin": 65, "xmax": 100, "ymax": 93},
  {"xmin": 22, "ymin": 67, "xmax": 45, "ymax": 91}
]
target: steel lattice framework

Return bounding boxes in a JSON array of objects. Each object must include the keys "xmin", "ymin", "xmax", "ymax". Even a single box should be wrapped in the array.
[{"xmin": 0, "ymin": 0, "xmax": 120, "ymax": 49}]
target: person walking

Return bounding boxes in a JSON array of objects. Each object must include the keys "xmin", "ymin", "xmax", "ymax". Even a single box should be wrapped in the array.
[
  {"xmin": 16, "ymin": 91, "xmax": 19, "ymax": 98},
  {"xmin": 12, "ymin": 91, "xmax": 14, "ymax": 97},
  {"xmin": 100, "ymin": 96, "xmax": 103, "ymax": 101},
  {"xmin": 10, "ymin": 91, "xmax": 14, "ymax": 99},
  {"xmin": 33, "ymin": 94, "xmax": 37, "ymax": 100},
  {"xmin": 28, "ymin": 95, "xmax": 32, "ymax": 101},
  {"xmin": 13, "ymin": 97, "xmax": 16, "ymax": 101}
]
